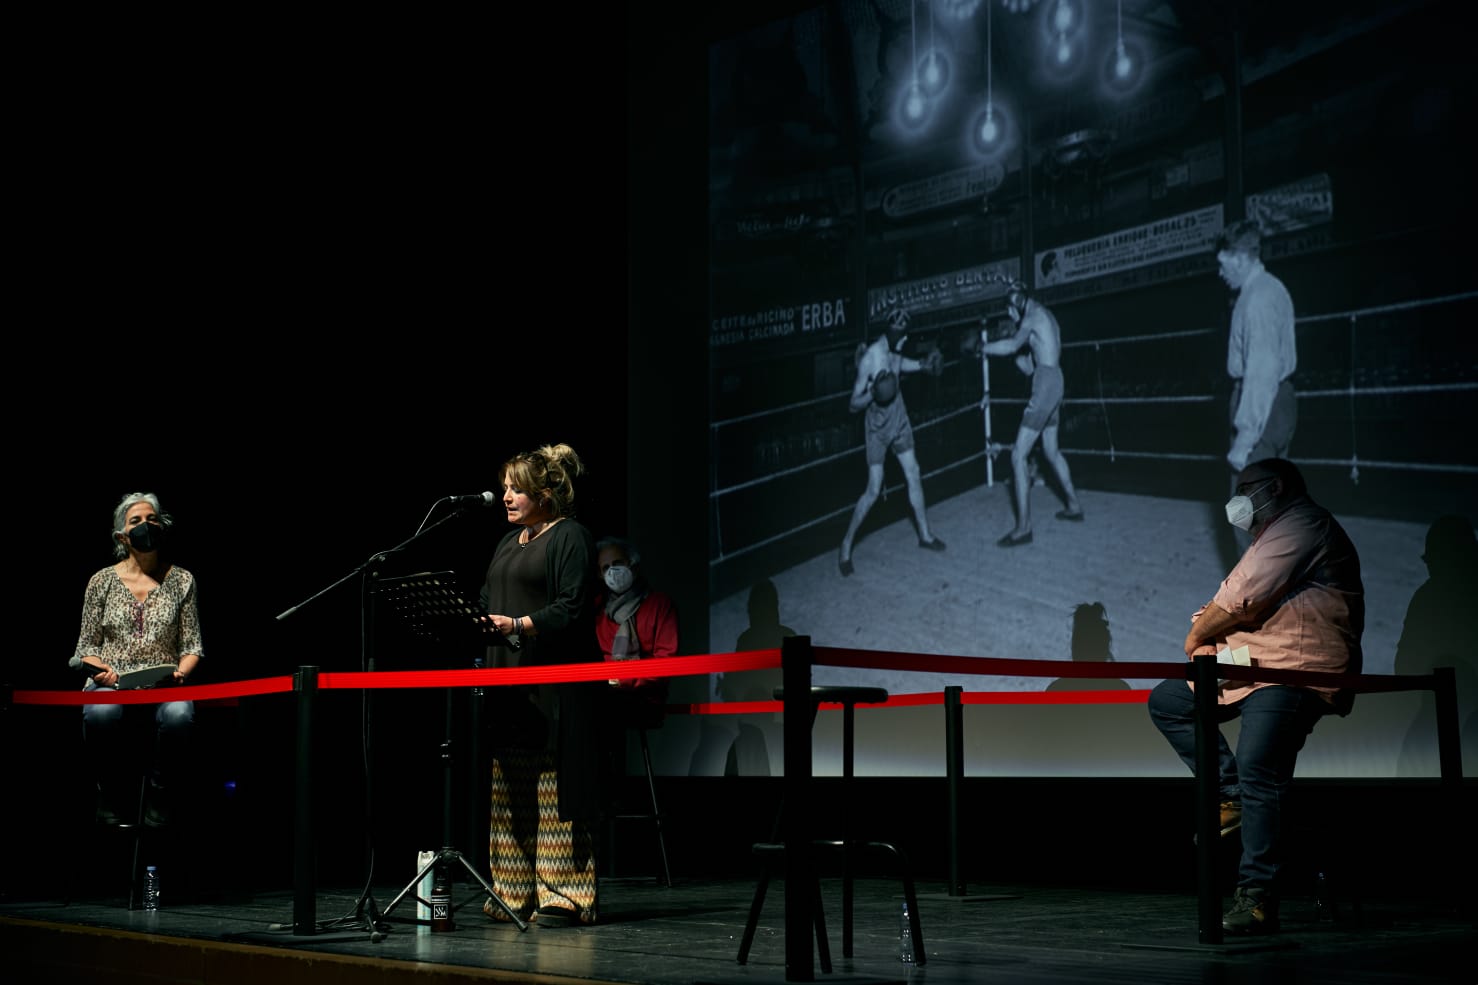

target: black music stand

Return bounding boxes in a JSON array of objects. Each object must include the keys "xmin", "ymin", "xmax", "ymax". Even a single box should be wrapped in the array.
[
  {"xmin": 372, "ymin": 571, "xmax": 529, "ymax": 931},
  {"xmin": 253, "ymin": 500, "xmax": 490, "ymax": 943}
]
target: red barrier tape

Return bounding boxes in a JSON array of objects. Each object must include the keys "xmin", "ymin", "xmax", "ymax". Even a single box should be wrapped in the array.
[
  {"xmin": 9, "ymin": 646, "xmax": 1434, "ymax": 708},
  {"xmin": 13, "ymin": 677, "xmax": 294, "ymax": 706},
  {"xmin": 9, "ymin": 652, "xmax": 781, "ymax": 707}
]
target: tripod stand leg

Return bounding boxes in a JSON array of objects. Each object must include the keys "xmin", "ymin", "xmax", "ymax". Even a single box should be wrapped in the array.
[
  {"xmin": 381, "ymin": 848, "xmax": 529, "ymax": 932},
  {"xmin": 449, "ymin": 849, "xmax": 529, "ymax": 930},
  {"xmin": 377, "ymin": 684, "xmax": 529, "ymax": 932},
  {"xmin": 380, "ymin": 855, "xmax": 437, "ymax": 923}
]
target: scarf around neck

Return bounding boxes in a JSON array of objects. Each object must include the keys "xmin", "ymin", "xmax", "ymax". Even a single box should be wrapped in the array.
[{"xmin": 605, "ymin": 584, "xmax": 650, "ymax": 660}]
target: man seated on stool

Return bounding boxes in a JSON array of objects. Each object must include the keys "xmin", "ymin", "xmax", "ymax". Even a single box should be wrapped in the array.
[{"xmin": 1148, "ymin": 458, "xmax": 1362, "ymax": 935}]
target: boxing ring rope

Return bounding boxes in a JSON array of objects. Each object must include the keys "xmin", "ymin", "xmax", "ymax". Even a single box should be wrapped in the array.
[
  {"xmin": 9, "ymin": 642, "xmax": 1462, "ymax": 962},
  {"xmin": 709, "ymin": 289, "xmax": 1478, "ymax": 567}
]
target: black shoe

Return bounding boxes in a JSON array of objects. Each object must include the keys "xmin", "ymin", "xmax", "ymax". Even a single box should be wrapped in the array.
[
  {"xmin": 838, "ymin": 557, "xmax": 854, "ymax": 577},
  {"xmin": 1223, "ymin": 886, "xmax": 1279, "ymax": 935},
  {"xmin": 95, "ymin": 786, "xmax": 126, "ymax": 826},
  {"xmin": 997, "ymin": 530, "xmax": 1033, "ymax": 547},
  {"xmin": 918, "ymin": 536, "xmax": 946, "ymax": 551},
  {"xmin": 483, "ymin": 897, "xmax": 533, "ymax": 924},
  {"xmin": 1055, "ymin": 509, "xmax": 1085, "ymax": 522},
  {"xmin": 535, "ymin": 905, "xmax": 580, "ymax": 928}
]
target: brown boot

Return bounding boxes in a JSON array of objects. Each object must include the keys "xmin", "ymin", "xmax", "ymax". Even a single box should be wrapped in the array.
[{"xmin": 1219, "ymin": 799, "xmax": 1243, "ymax": 837}]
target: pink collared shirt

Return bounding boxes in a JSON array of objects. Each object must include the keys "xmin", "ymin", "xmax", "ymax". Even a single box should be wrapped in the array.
[{"xmin": 1210, "ymin": 497, "xmax": 1364, "ymax": 705}]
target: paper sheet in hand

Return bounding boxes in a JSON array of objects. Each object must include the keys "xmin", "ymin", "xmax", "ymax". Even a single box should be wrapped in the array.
[
  {"xmin": 117, "ymin": 664, "xmax": 178, "ymax": 689},
  {"xmin": 1216, "ymin": 645, "xmax": 1251, "ymax": 682}
]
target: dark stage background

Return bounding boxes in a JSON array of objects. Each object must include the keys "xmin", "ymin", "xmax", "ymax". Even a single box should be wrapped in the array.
[{"xmin": 8, "ymin": 9, "xmax": 642, "ymax": 900}]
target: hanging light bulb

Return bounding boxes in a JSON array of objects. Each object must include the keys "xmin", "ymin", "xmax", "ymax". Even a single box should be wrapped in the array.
[
  {"xmin": 920, "ymin": 51, "xmax": 946, "ymax": 93},
  {"xmin": 979, "ymin": 105, "xmax": 1000, "ymax": 145},
  {"xmin": 918, "ymin": 0, "xmax": 951, "ymax": 97},
  {"xmin": 1038, "ymin": 0, "xmax": 1084, "ymax": 79},
  {"xmin": 1102, "ymin": 0, "xmax": 1145, "ymax": 94},
  {"xmin": 1114, "ymin": 0, "xmax": 1129, "ymax": 78},
  {"xmin": 901, "ymin": 81, "xmax": 929, "ymax": 127},
  {"xmin": 897, "ymin": 2, "xmax": 932, "ymax": 132},
  {"xmin": 1052, "ymin": 0, "xmax": 1076, "ymax": 38},
  {"xmin": 1056, "ymin": 0, "xmax": 1079, "ymax": 67},
  {"xmin": 1055, "ymin": 32, "xmax": 1073, "ymax": 65},
  {"xmin": 983, "ymin": 0, "xmax": 997, "ymax": 145},
  {"xmin": 970, "ymin": 0, "xmax": 1010, "ymax": 155}
]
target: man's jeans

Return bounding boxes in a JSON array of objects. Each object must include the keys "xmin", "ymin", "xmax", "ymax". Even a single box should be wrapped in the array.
[{"xmin": 1148, "ymin": 678, "xmax": 1328, "ymax": 889}]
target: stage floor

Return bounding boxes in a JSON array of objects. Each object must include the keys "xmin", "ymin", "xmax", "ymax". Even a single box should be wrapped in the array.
[{"xmin": 3, "ymin": 874, "xmax": 1473, "ymax": 985}]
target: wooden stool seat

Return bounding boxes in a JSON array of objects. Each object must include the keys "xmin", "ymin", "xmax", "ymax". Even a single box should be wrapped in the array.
[{"xmin": 799, "ymin": 685, "xmax": 890, "ymax": 707}]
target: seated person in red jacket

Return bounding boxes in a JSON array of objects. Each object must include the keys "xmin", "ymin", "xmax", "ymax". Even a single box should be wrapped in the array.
[{"xmin": 594, "ymin": 536, "xmax": 678, "ymax": 730}]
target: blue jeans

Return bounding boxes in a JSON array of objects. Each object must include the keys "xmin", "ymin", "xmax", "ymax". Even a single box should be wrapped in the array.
[
  {"xmin": 82, "ymin": 682, "xmax": 195, "ymax": 793},
  {"xmin": 1148, "ymin": 678, "xmax": 1329, "ymax": 890}
]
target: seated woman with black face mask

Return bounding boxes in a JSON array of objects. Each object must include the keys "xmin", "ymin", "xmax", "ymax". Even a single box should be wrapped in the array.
[{"xmin": 73, "ymin": 491, "xmax": 203, "ymax": 827}]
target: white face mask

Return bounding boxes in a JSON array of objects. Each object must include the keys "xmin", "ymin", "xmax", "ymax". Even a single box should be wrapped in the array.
[
  {"xmin": 603, "ymin": 564, "xmax": 634, "ymax": 594},
  {"xmin": 1225, "ymin": 479, "xmax": 1276, "ymax": 531}
]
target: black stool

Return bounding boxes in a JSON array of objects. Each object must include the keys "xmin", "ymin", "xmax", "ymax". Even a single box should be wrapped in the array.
[
  {"xmin": 121, "ymin": 775, "xmax": 151, "ymax": 909},
  {"xmin": 607, "ymin": 726, "xmax": 672, "ymax": 887},
  {"xmin": 737, "ymin": 685, "xmax": 924, "ymax": 966},
  {"xmin": 601, "ymin": 685, "xmax": 673, "ymax": 888},
  {"xmin": 73, "ymin": 773, "xmax": 151, "ymax": 908}
]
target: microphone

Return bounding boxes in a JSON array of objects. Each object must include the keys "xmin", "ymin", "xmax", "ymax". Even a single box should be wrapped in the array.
[
  {"xmin": 448, "ymin": 491, "xmax": 497, "ymax": 508},
  {"xmin": 69, "ymin": 656, "xmax": 99, "ymax": 677}
]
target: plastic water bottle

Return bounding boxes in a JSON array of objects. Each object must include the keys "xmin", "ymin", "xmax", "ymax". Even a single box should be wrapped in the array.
[
  {"xmin": 143, "ymin": 866, "xmax": 160, "ymax": 910},
  {"xmin": 899, "ymin": 899, "xmax": 914, "ymax": 963}
]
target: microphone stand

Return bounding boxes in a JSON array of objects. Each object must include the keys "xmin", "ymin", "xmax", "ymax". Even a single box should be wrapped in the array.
[{"xmin": 272, "ymin": 501, "xmax": 484, "ymax": 938}]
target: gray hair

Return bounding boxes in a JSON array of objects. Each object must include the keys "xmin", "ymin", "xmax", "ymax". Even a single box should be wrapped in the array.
[
  {"xmin": 595, "ymin": 536, "xmax": 641, "ymax": 566},
  {"xmin": 111, "ymin": 491, "xmax": 172, "ymax": 559}
]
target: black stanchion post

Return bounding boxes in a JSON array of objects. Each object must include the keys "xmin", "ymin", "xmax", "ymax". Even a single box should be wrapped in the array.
[
  {"xmin": 945, "ymin": 685, "xmax": 966, "ymax": 896},
  {"xmin": 1431, "ymin": 666, "xmax": 1464, "ymax": 910},
  {"xmin": 1192, "ymin": 654, "xmax": 1222, "ymax": 945},
  {"xmin": 294, "ymin": 665, "xmax": 320, "ymax": 936},
  {"xmin": 1432, "ymin": 667, "xmax": 1462, "ymax": 786},
  {"xmin": 468, "ymin": 656, "xmax": 486, "ymax": 859},
  {"xmin": 781, "ymin": 636, "xmax": 814, "ymax": 983}
]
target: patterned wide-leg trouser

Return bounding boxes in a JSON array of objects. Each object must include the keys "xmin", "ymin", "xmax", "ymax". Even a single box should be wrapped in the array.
[{"xmin": 486, "ymin": 747, "xmax": 597, "ymax": 923}]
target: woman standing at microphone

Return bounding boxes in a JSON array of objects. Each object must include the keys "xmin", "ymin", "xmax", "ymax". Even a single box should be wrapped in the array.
[
  {"xmin": 478, "ymin": 443, "xmax": 603, "ymax": 927},
  {"xmin": 73, "ymin": 491, "xmax": 203, "ymax": 827}
]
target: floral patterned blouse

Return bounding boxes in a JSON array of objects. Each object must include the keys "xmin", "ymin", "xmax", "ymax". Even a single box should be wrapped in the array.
[{"xmin": 71, "ymin": 565, "xmax": 204, "ymax": 681}]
